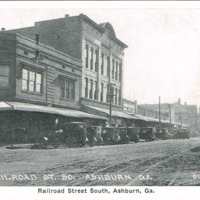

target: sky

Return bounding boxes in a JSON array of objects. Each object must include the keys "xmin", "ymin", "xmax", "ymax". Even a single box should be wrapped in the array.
[{"xmin": 1, "ymin": 4, "xmax": 200, "ymax": 106}]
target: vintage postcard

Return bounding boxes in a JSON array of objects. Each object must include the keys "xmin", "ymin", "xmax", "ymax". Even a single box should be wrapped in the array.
[{"xmin": 0, "ymin": 1, "xmax": 200, "ymax": 200}]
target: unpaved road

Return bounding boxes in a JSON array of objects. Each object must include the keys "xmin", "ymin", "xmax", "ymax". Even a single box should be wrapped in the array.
[{"xmin": 0, "ymin": 137, "xmax": 200, "ymax": 186}]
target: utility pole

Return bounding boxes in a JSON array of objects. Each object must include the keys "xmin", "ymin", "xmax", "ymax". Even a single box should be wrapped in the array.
[
  {"xmin": 168, "ymin": 104, "xmax": 172, "ymax": 132},
  {"xmin": 181, "ymin": 112, "xmax": 183, "ymax": 128},
  {"xmin": 159, "ymin": 96, "xmax": 161, "ymax": 129},
  {"xmin": 107, "ymin": 83, "xmax": 115, "ymax": 127}
]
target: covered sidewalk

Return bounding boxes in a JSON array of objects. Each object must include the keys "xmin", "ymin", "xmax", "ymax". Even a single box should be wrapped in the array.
[
  {"xmin": 82, "ymin": 105, "xmax": 138, "ymax": 119},
  {"xmin": 0, "ymin": 102, "xmax": 107, "ymax": 144},
  {"xmin": 0, "ymin": 102, "xmax": 107, "ymax": 120}
]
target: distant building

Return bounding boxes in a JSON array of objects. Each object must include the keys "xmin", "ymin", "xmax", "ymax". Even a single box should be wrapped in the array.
[
  {"xmin": 122, "ymin": 99, "xmax": 174, "ymax": 128},
  {"xmin": 139, "ymin": 99, "xmax": 200, "ymax": 132},
  {"xmin": 7, "ymin": 14, "xmax": 129, "ymax": 126},
  {"xmin": 174, "ymin": 99, "xmax": 199, "ymax": 133},
  {"xmin": 138, "ymin": 103, "xmax": 175, "ymax": 122},
  {"xmin": 123, "ymin": 99, "xmax": 137, "ymax": 115}
]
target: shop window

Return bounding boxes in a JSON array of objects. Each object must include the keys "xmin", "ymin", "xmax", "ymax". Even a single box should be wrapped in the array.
[{"xmin": 22, "ymin": 68, "xmax": 42, "ymax": 93}]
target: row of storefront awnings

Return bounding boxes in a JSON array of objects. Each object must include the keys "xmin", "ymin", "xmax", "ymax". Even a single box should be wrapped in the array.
[
  {"xmin": 83, "ymin": 105, "xmax": 138, "ymax": 119},
  {"xmin": 0, "ymin": 102, "xmax": 189, "ymax": 127},
  {"xmin": 83, "ymin": 105, "xmax": 188, "ymax": 127},
  {"xmin": 0, "ymin": 102, "xmax": 107, "ymax": 120}
]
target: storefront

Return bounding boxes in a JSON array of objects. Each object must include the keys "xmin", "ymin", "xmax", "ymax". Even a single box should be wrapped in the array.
[
  {"xmin": 0, "ymin": 102, "xmax": 107, "ymax": 144},
  {"xmin": 81, "ymin": 105, "xmax": 137, "ymax": 127}
]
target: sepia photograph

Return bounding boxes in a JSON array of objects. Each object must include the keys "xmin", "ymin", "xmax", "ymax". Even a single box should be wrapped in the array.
[{"xmin": 0, "ymin": 2, "xmax": 200, "ymax": 199}]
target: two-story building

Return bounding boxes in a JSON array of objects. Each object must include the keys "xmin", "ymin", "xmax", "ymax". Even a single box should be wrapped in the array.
[
  {"xmin": 174, "ymin": 99, "xmax": 199, "ymax": 134},
  {"xmin": 123, "ymin": 99, "xmax": 168, "ymax": 127},
  {"xmin": 7, "ymin": 14, "xmax": 132, "ymax": 127},
  {"xmin": 0, "ymin": 31, "xmax": 106, "ymax": 143}
]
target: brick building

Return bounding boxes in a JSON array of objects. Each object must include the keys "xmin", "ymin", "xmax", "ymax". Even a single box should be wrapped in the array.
[
  {"xmin": 0, "ymin": 31, "xmax": 106, "ymax": 143},
  {"xmin": 123, "ymin": 99, "xmax": 174, "ymax": 128},
  {"xmin": 174, "ymin": 99, "xmax": 199, "ymax": 133},
  {"xmin": 0, "ymin": 32, "xmax": 82, "ymax": 108},
  {"xmin": 7, "ymin": 14, "xmax": 131, "ymax": 126},
  {"xmin": 138, "ymin": 103, "xmax": 175, "ymax": 122},
  {"xmin": 139, "ymin": 99, "xmax": 199, "ymax": 132},
  {"xmin": 123, "ymin": 99, "xmax": 137, "ymax": 115}
]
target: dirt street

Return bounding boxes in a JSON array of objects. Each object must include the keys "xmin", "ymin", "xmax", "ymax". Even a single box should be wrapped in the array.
[{"xmin": 0, "ymin": 137, "xmax": 200, "ymax": 186}]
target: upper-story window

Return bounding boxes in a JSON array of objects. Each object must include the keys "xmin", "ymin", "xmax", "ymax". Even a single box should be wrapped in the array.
[
  {"xmin": 101, "ymin": 53, "xmax": 104, "ymax": 75},
  {"xmin": 90, "ymin": 47, "xmax": 93, "ymax": 70},
  {"xmin": 106, "ymin": 84, "xmax": 109, "ymax": 103},
  {"xmin": 22, "ymin": 68, "xmax": 42, "ymax": 93},
  {"xmin": 115, "ymin": 61, "xmax": 118, "ymax": 81},
  {"xmin": 94, "ymin": 81, "xmax": 98, "ymax": 100},
  {"xmin": 104, "ymin": 56, "xmax": 107, "ymax": 76},
  {"xmin": 0, "ymin": 65, "xmax": 9, "ymax": 87},
  {"xmin": 112, "ymin": 59, "xmax": 115, "ymax": 79},
  {"xmin": 60, "ymin": 78, "xmax": 75, "ymax": 100},
  {"xmin": 95, "ymin": 50, "xmax": 98, "ymax": 72},
  {"xmin": 107, "ymin": 56, "xmax": 110, "ymax": 77},
  {"xmin": 100, "ymin": 83, "xmax": 104, "ymax": 102},
  {"xmin": 115, "ymin": 88, "xmax": 118, "ymax": 105},
  {"xmin": 118, "ymin": 89, "xmax": 121, "ymax": 105},
  {"xmin": 119, "ymin": 63, "xmax": 122, "ymax": 81},
  {"xmin": 85, "ymin": 45, "xmax": 89, "ymax": 68},
  {"xmin": 89, "ymin": 79, "xmax": 93, "ymax": 99},
  {"xmin": 85, "ymin": 77, "xmax": 88, "ymax": 98}
]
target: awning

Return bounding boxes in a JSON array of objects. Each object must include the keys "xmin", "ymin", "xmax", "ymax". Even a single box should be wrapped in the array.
[
  {"xmin": 134, "ymin": 115, "xmax": 159, "ymax": 122},
  {"xmin": 84, "ymin": 105, "xmax": 137, "ymax": 119},
  {"xmin": 0, "ymin": 102, "xmax": 12, "ymax": 111},
  {"xmin": 0, "ymin": 102, "xmax": 107, "ymax": 120},
  {"xmin": 134, "ymin": 114, "xmax": 189, "ymax": 127}
]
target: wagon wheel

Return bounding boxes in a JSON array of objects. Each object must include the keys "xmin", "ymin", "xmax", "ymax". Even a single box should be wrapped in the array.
[
  {"xmin": 38, "ymin": 138, "xmax": 47, "ymax": 149},
  {"xmin": 149, "ymin": 136, "xmax": 154, "ymax": 141},
  {"xmin": 113, "ymin": 134, "xmax": 120, "ymax": 144},
  {"xmin": 145, "ymin": 136, "xmax": 149, "ymax": 142},
  {"xmin": 97, "ymin": 137, "xmax": 103, "ymax": 145},
  {"xmin": 52, "ymin": 138, "xmax": 60, "ymax": 149},
  {"xmin": 65, "ymin": 137, "xmax": 74, "ymax": 148},
  {"xmin": 39, "ymin": 141, "xmax": 47, "ymax": 149},
  {"xmin": 125, "ymin": 135, "xmax": 130, "ymax": 144},
  {"xmin": 134, "ymin": 136, "xmax": 139, "ymax": 143},
  {"xmin": 79, "ymin": 137, "xmax": 86, "ymax": 147}
]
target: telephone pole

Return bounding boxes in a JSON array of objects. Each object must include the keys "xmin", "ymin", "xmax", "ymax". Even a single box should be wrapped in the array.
[
  {"xmin": 159, "ymin": 96, "xmax": 161, "ymax": 129},
  {"xmin": 107, "ymin": 83, "xmax": 115, "ymax": 127}
]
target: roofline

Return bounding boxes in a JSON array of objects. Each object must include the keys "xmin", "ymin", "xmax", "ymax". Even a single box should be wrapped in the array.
[
  {"xmin": 79, "ymin": 14, "xmax": 105, "ymax": 33},
  {"xmin": 110, "ymin": 35, "xmax": 128, "ymax": 48},
  {"xmin": 123, "ymin": 99, "xmax": 137, "ymax": 104},
  {"xmin": 0, "ymin": 32, "xmax": 82, "ymax": 65},
  {"xmin": 79, "ymin": 14, "xmax": 128, "ymax": 49}
]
